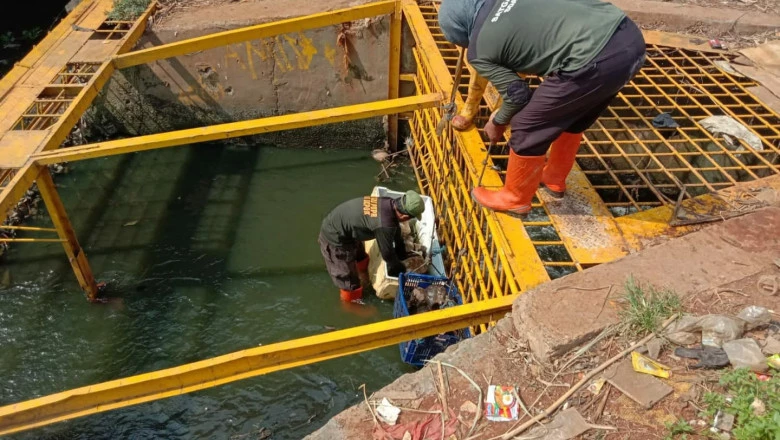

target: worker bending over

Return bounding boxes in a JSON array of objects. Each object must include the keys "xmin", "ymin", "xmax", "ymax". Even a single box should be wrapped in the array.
[
  {"xmin": 439, "ymin": 0, "xmax": 646, "ymax": 215},
  {"xmin": 319, "ymin": 190, "xmax": 425, "ymax": 301}
]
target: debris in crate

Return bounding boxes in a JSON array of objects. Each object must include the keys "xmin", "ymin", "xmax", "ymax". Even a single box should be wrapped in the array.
[{"xmin": 408, "ymin": 284, "xmax": 456, "ymax": 315}]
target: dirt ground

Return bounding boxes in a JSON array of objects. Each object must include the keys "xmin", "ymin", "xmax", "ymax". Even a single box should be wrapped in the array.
[
  {"xmin": 664, "ymin": 0, "xmax": 779, "ymax": 16},
  {"xmin": 151, "ymin": 0, "xmax": 779, "ymax": 50},
  {"xmin": 345, "ymin": 270, "xmax": 780, "ymax": 440}
]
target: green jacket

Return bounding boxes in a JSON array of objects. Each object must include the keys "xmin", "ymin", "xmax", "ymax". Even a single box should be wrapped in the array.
[
  {"xmin": 440, "ymin": 0, "xmax": 625, "ymax": 125},
  {"xmin": 320, "ymin": 196, "xmax": 407, "ymax": 276}
]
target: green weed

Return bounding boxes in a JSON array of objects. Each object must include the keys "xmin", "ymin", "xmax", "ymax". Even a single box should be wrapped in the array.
[
  {"xmin": 618, "ymin": 276, "xmax": 683, "ymax": 337},
  {"xmin": 663, "ymin": 418, "xmax": 695, "ymax": 440},
  {"xmin": 107, "ymin": 0, "xmax": 152, "ymax": 21},
  {"xmin": 702, "ymin": 368, "xmax": 780, "ymax": 440}
]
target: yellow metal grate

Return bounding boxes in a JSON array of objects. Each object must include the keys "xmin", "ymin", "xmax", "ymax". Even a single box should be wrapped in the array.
[
  {"xmin": 580, "ymin": 46, "xmax": 780, "ymax": 216},
  {"xmin": 11, "ymin": 63, "xmax": 100, "ymax": 131}
]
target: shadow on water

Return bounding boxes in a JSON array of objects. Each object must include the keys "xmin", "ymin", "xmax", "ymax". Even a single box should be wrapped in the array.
[{"xmin": 0, "ymin": 145, "xmax": 420, "ymax": 440}]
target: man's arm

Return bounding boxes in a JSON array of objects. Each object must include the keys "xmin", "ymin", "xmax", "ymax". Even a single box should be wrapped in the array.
[
  {"xmin": 393, "ymin": 226, "xmax": 407, "ymax": 260},
  {"xmin": 376, "ymin": 227, "xmax": 406, "ymax": 277},
  {"xmin": 470, "ymin": 58, "xmax": 532, "ymax": 125}
]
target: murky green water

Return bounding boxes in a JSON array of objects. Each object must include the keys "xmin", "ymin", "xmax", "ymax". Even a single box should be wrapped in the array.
[{"xmin": 0, "ymin": 143, "xmax": 419, "ymax": 439}]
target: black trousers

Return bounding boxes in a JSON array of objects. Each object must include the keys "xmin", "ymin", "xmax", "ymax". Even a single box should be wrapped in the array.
[
  {"xmin": 318, "ymin": 234, "xmax": 368, "ymax": 291},
  {"xmin": 508, "ymin": 17, "xmax": 647, "ymax": 156}
]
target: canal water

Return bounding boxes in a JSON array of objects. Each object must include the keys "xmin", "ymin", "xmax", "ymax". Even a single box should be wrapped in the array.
[{"xmin": 0, "ymin": 143, "xmax": 419, "ymax": 439}]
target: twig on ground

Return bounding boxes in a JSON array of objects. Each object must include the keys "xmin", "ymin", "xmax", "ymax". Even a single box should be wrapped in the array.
[
  {"xmin": 594, "ymin": 285, "xmax": 615, "ymax": 322},
  {"xmin": 437, "ymin": 361, "xmax": 449, "ymax": 420},
  {"xmin": 360, "ymin": 384, "xmax": 379, "ymax": 426},
  {"xmin": 594, "ymin": 384, "xmax": 611, "ymax": 422},
  {"xmin": 530, "ymin": 325, "xmax": 618, "ymax": 409},
  {"xmin": 718, "ymin": 288, "xmax": 749, "ymax": 297},
  {"xmin": 535, "ymin": 377, "xmax": 570, "ymax": 388},
  {"xmin": 496, "ymin": 314, "xmax": 679, "ymax": 440},
  {"xmin": 555, "ymin": 285, "xmax": 611, "ymax": 293}
]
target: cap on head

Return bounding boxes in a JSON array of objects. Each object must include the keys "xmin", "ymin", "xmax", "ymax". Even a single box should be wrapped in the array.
[{"xmin": 399, "ymin": 190, "xmax": 425, "ymax": 220}]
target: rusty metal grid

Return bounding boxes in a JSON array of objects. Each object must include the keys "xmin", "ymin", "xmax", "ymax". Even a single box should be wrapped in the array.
[{"xmin": 420, "ymin": 4, "xmax": 580, "ymax": 279}]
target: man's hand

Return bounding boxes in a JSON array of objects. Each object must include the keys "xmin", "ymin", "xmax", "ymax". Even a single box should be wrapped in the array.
[{"xmin": 484, "ymin": 111, "xmax": 506, "ymax": 143}]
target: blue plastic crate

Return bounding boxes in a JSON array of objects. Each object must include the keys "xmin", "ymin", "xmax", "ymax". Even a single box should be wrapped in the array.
[{"xmin": 394, "ymin": 273, "xmax": 472, "ymax": 367}]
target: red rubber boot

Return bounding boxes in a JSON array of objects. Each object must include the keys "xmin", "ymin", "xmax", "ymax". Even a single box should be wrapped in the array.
[
  {"xmin": 472, "ymin": 150, "xmax": 545, "ymax": 216},
  {"xmin": 339, "ymin": 286, "xmax": 363, "ymax": 302},
  {"xmin": 541, "ymin": 132, "xmax": 583, "ymax": 198}
]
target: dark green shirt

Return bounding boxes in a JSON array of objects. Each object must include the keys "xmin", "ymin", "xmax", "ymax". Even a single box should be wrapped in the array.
[
  {"xmin": 320, "ymin": 196, "xmax": 407, "ymax": 276},
  {"xmin": 468, "ymin": 0, "xmax": 626, "ymax": 124}
]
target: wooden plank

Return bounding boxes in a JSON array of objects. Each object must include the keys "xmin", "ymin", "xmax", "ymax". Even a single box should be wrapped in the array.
[{"xmin": 604, "ymin": 359, "xmax": 673, "ymax": 409}]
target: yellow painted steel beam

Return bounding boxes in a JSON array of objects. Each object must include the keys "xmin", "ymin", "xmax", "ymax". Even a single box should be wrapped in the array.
[
  {"xmin": 36, "ymin": 168, "xmax": 100, "ymax": 301},
  {"xmin": 113, "ymin": 0, "xmax": 396, "ymax": 68},
  {"xmin": 115, "ymin": 1, "xmax": 158, "ymax": 55},
  {"xmin": 0, "ymin": 165, "xmax": 40, "ymax": 223},
  {"xmin": 0, "ymin": 294, "xmax": 515, "ymax": 436},
  {"xmin": 33, "ymin": 94, "xmax": 440, "ymax": 164}
]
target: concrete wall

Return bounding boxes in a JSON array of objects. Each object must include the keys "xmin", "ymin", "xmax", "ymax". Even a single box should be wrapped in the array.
[{"xmin": 88, "ymin": 4, "xmax": 393, "ymax": 148}]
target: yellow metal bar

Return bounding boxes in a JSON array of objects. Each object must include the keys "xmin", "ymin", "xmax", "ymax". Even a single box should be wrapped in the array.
[
  {"xmin": 116, "ymin": 2, "xmax": 158, "ymax": 55},
  {"xmin": 386, "ymin": 0, "xmax": 402, "ymax": 151},
  {"xmin": 0, "ymin": 295, "xmax": 514, "ymax": 436},
  {"xmin": 0, "ymin": 165, "xmax": 40, "ymax": 223},
  {"xmin": 0, "ymin": 225, "xmax": 57, "ymax": 232},
  {"xmin": 36, "ymin": 168, "xmax": 99, "ymax": 301},
  {"xmin": 113, "ymin": 1, "xmax": 396, "ymax": 68},
  {"xmin": 33, "ymin": 94, "xmax": 440, "ymax": 165},
  {"xmin": 0, "ymin": 238, "xmax": 66, "ymax": 243}
]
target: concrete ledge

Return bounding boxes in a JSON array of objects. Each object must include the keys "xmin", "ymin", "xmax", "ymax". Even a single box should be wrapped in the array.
[
  {"xmin": 612, "ymin": 0, "xmax": 780, "ymax": 34},
  {"xmin": 513, "ymin": 206, "xmax": 780, "ymax": 362}
]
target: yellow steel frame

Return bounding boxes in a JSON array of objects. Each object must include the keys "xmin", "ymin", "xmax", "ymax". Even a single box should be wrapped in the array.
[
  {"xmin": 112, "ymin": 1, "xmax": 396, "ymax": 68},
  {"xmin": 33, "ymin": 94, "xmax": 439, "ymax": 164},
  {"xmin": 0, "ymin": 294, "xmax": 514, "ymax": 436}
]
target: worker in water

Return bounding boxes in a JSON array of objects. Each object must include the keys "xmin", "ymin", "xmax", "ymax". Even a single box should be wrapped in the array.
[
  {"xmin": 319, "ymin": 190, "xmax": 425, "ymax": 302},
  {"xmin": 439, "ymin": 0, "xmax": 646, "ymax": 215}
]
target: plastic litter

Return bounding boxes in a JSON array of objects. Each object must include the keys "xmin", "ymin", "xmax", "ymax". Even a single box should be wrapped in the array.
[
  {"xmin": 376, "ymin": 398, "xmax": 401, "ymax": 425},
  {"xmin": 767, "ymin": 354, "xmax": 780, "ymax": 369},
  {"xmin": 700, "ymin": 315, "xmax": 745, "ymax": 347},
  {"xmin": 631, "ymin": 351, "xmax": 671, "ymax": 378},
  {"xmin": 587, "ymin": 378, "xmax": 606, "ymax": 395},
  {"xmin": 484, "ymin": 385, "xmax": 519, "ymax": 421},
  {"xmin": 674, "ymin": 346, "xmax": 730, "ymax": 369},
  {"xmin": 736, "ymin": 306, "xmax": 772, "ymax": 330},
  {"xmin": 652, "ymin": 112, "xmax": 679, "ymax": 129},
  {"xmin": 714, "ymin": 410, "xmax": 735, "ymax": 432},
  {"xmin": 699, "ymin": 115, "xmax": 763, "ymax": 152},
  {"xmin": 751, "ymin": 398, "xmax": 766, "ymax": 416},
  {"xmin": 722, "ymin": 338, "xmax": 768, "ymax": 373},
  {"xmin": 664, "ymin": 306, "xmax": 770, "ymax": 347}
]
